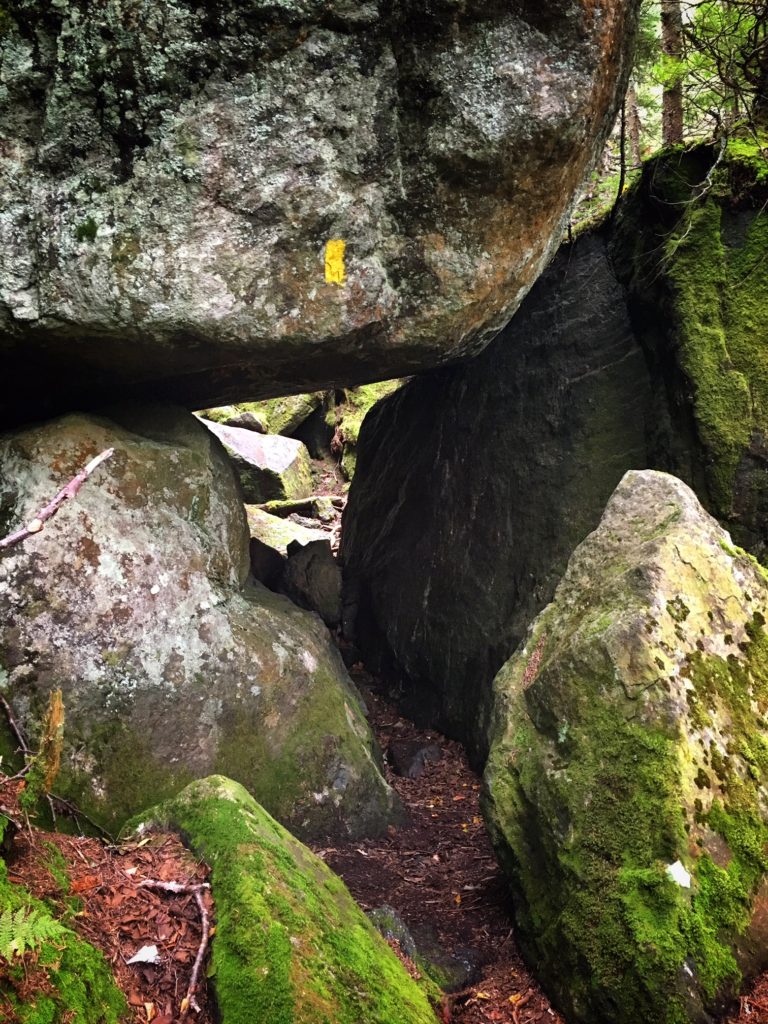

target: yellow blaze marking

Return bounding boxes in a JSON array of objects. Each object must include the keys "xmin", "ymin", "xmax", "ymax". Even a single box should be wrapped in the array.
[{"xmin": 324, "ymin": 239, "xmax": 346, "ymax": 285}]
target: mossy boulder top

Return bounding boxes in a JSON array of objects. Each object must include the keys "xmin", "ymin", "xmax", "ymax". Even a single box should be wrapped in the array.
[
  {"xmin": 484, "ymin": 470, "xmax": 768, "ymax": 1024},
  {"xmin": 132, "ymin": 775, "xmax": 440, "ymax": 1024},
  {"xmin": 0, "ymin": 0, "xmax": 638, "ymax": 426},
  {"xmin": 0, "ymin": 406, "xmax": 396, "ymax": 838}
]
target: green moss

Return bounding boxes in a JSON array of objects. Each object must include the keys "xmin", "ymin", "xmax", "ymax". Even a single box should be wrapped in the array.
[
  {"xmin": 667, "ymin": 597, "xmax": 690, "ymax": 623},
  {"xmin": 486, "ymin": 603, "xmax": 768, "ymax": 1024},
  {"xmin": 725, "ymin": 133, "xmax": 768, "ymax": 183},
  {"xmin": 327, "ymin": 382, "xmax": 404, "ymax": 482},
  {"xmin": 40, "ymin": 842, "xmax": 70, "ymax": 896},
  {"xmin": 0, "ymin": 857, "xmax": 126, "ymax": 1023},
  {"xmin": 132, "ymin": 777, "xmax": 439, "ymax": 1024},
  {"xmin": 659, "ymin": 159, "xmax": 768, "ymax": 519},
  {"xmin": 75, "ymin": 217, "xmax": 98, "ymax": 243}
]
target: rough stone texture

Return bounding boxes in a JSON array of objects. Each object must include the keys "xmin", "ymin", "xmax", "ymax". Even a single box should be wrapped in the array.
[
  {"xmin": 483, "ymin": 470, "xmax": 768, "ymax": 1024},
  {"xmin": 200, "ymin": 394, "xmax": 324, "ymax": 436},
  {"xmin": 281, "ymin": 539, "xmax": 342, "ymax": 629},
  {"xmin": 199, "ymin": 418, "xmax": 314, "ymax": 503},
  {"xmin": 341, "ymin": 233, "xmax": 653, "ymax": 760},
  {"xmin": 246, "ymin": 505, "xmax": 328, "ymax": 589},
  {"xmin": 132, "ymin": 776, "xmax": 439, "ymax": 1024},
  {"xmin": 611, "ymin": 143, "xmax": 768, "ymax": 561},
  {"xmin": 341, "ymin": 146, "xmax": 768, "ymax": 762},
  {"xmin": 0, "ymin": 407, "xmax": 396, "ymax": 838},
  {"xmin": 0, "ymin": 0, "xmax": 638, "ymax": 427}
]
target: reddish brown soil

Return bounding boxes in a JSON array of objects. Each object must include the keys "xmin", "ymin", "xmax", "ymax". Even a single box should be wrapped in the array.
[
  {"xmin": 0, "ymin": 777, "xmax": 213, "ymax": 1024},
  {"xmin": 312, "ymin": 666, "xmax": 566, "ymax": 1024}
]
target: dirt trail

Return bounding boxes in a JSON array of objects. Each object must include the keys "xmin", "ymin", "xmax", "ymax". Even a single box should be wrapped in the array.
[{"xmin": 312, "ymin": 665, "xmax": 566, "ymax": 1024}]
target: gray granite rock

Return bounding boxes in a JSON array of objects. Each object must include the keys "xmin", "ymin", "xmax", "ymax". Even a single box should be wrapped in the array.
[{"xmin": 0, "ymin": 0, "xmax": 639, "ymax": 426}]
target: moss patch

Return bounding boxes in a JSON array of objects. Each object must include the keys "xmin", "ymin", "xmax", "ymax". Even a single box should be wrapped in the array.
[
  {"xmin": 0, "ymin": 835, "xmax": 126, "ymax": 1023},
  {"xmin": 131, "ymin": 776, "xmax": 439, "ymax": 1024},
  {"xmin": 484, "ymin": 472, "xmax": 768, "ymax": 1024}
]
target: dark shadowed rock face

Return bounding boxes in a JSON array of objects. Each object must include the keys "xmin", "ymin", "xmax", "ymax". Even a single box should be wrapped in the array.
[
  {"xmin": 340, "ymin": 148, "xmax": 768, "ymax": 763},
  {"xmin": 341, "ymin": 234, "xmax": 653, "ymax": 760},
  {"xmin": 0, "ymin": 0, "xmax": 638, "ymax": 426}
]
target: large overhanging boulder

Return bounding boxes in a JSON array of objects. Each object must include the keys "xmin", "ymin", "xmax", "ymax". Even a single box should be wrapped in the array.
[
  {"xmin": 0, "ymin": 0, "xmax": 638, "ymax": 427},
  {"xmin": 0, "ymin": 405, "xmax": 396, "ymax": 838}
]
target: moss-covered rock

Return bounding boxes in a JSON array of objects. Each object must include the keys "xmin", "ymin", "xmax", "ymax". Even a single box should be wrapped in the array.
[
  {"xmin": 200, "ymin": 395, "xmax": 325, "ymax": 437},
  {"xmin": 484, "ymin": 470, "xmax": 768, "ymax": 1024},
  {"xmin": 325, "ymin": 382, "xmax": 404, "ymax": 481},
  {"xmin": 0, "ymin": 827, "xmax": 127, "ymax": 1023},
  {"xmin": 0, "ymin": 406, "xmax": 396, "ymax": 839},
  {"xmin": 131, "ymin": 776, "xmax": 439, "ymax": 1024},
  {"xmin": 611, "ymin": 139, "xmax": 768, "ymax": 557},
  {"xmin": 199, "ymin": 418, "xmax": 314, "ymax": 503}
]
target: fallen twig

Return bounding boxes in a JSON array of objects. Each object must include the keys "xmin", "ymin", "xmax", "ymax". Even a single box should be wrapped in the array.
[
  {"xmin": 137, "ymin": 879, "xmax": 212, "ymax": 1016},
  {"xmin": 0, "ymin": 447, "xmax": 114, "ymax": 551},
  {"xmin": 512, "ymin": 988, "xmax": 534, "ymax": 1024},
  {"xmin": 0, "ymin": 693, "xmax": 31, "ymax": 757}
]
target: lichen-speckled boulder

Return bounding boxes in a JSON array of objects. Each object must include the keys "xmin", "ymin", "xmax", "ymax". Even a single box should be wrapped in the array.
[
  {"xmin": 341, "ymin": 234, "xmax": 653, "ymax": 760},
  {"xmin": 0, "ymin": 0, "xmax": 638, "ymax": 427},
  {"xmin": 132, "ymin": 776, "xmax": 440, "ymax": 1024},
  {"xmin": 0, "ymin": 406, "xmax": 396, "ymax": 838},
  {"xmin": 484, "ymin": 470, "xmax": 768, "ymax": 1024},
  {"xmin": 200, "ymin": 418, "xmax": 314, "ymax": 503}
]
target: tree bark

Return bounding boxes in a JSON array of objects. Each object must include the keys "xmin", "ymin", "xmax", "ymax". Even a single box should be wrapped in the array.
[
  {"xmin": 661, "ymin": 0, "xmax": 684, "ymax": 144},
  {"xmin": 626, "ymin": 82, "xmax": 642, "ymax": 166}
]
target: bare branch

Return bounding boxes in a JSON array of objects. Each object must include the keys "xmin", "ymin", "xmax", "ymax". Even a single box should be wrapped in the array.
[
  {"xmin": 137, "ymin": 879, "xmax": 212, "ymax": 1016},
  {"xmin": 0, "ymin": 448, "xmax": 115, "ymax": 552}
]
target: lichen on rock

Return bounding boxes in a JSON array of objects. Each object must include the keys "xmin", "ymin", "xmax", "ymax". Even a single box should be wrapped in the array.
[
  {"xmin": 0, "ymin": 0, "xmax": 639, "ymax": 426},
  {"xmin": 0, "ymin": 405, "xmax": 396, "ymax": 839},
  {"xmin": 483, "ymin": 470, "xmax": 768, "ymax": 1024}
]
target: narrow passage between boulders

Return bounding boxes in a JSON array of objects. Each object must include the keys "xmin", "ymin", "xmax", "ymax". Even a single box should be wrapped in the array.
[{"xmin": 311, "ymin": 663, "xmax": 566, "ymax": 1024}]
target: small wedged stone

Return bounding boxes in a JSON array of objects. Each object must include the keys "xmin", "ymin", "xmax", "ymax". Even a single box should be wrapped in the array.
[
  {"xmin": 245, "ymin": 505, "xmax": 328, "ymax": 588},
  {"xmin": 0, "ymin": 406, "xmax": 395, "ymax": 839},
  {"xmin": 200, "ymin": 418, "xmax": 314, "ymax": 503},
  {"xmin": 483, "ymin": 470, "xmax": 768, "ymax": 1024},
  {"xmin": 131, "ymin": 776, "xmax": 440, "ymax": 1024},
  {"xmin": 280, "ymin": 539, "xmax": 343, "ymax": 629}
]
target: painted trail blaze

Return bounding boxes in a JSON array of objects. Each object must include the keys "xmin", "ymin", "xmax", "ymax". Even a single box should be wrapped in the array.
[{"xmin": 325, "ymin": 239, "xmax": 346, "ymax": 285}]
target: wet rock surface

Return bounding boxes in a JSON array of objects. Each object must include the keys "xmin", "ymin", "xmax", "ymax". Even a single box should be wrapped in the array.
[
  {"xmin": 341, "ymin": 150, "xmax": 768, "ymax": 761},
  {"xmin": 0, "ymin": 0, "xmax": 638, "ymax": 426},
  {"xmin": 341, "ymin": 233, "xmax": 653, "ymax": 759}
]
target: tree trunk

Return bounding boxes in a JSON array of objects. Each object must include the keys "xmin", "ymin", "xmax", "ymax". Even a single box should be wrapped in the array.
[
  {"xmin": 626, "ymin": 82, "xmax": 642, "ymax": 166},
  {"xmin": 661, "ymin": 0, "xmax": 684, "ymax": 145}
]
